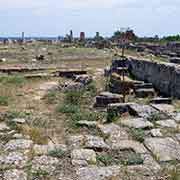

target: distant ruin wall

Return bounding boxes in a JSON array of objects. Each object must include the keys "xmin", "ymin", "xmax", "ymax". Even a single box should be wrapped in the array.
[
  {"xmin": 128, "ymin": 58, "xmax": 180, "ymax": 98},
  {"xmin": 112, "ymin": 58, "xmax": 180, "ymax": 98}
]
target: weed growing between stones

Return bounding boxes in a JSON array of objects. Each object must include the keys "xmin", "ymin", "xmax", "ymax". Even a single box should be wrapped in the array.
[
  {"xmin": 107, "ymin": 109, "xmax": 118, "ymax": 123},
  {"xmin": 43, "ymin": 90, "xmax": 57, "ymax": 104},
  {"xmin": 129, "ymin": 128, "xmax": 145, "ymax": 143},
  {"xmin": 57, "ymin": 104, "xmax": 80, "ymax": 114},
  {"xmin": 48, "ymin": 148, "xmax": 66, "ymax": 158},
  {"xmin": 64, "ymin": 90, "xmax": 84, "ymax": 105},
  {"xmin": 0, "ymin": 75, "xmax": 26, "ymax": 87},
  {"xmin": 0, "ymin": 96, "xmax": 9, "ymax": 106},
  {"xmin": 147, "ymin": 112, "xmax": 161, "ymax": 122},
  {"xmin": 96, "ymin": 150, "xmax": 144, "ymax": 166}
]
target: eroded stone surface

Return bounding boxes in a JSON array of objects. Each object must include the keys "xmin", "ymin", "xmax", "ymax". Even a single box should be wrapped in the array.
[
  {"xmin": 97, "ymin": 123, "xmax": 121, "ymax": 136},
  {"xmin": 84, "ymin": 135, "xmax": 110, "ymax": 150},
  {"xmin": 150, "ymin": 129, "xmax": 163, "ymax": 137},
  {"xmin": 76, "ymin": 166, "xmax": 121, "ymax": 180},
  {"xmin": 144, "ymin": 137, "xmax": 180, "ymax": 162},
  {"xmin": 120, "ymin": 118, "xmax": 154, "ymax": 129},
  {"xmin": 0, "ymin": 122, "xmax": 10, "ymax": 132},
  {"xmin": 0, "ymin": 152, "xmax": 28, "ymax": 169},
  {"xmin": 4, "ymin": 139, "xmax": 33, "ymax": 151},
  {"xmin": 111, "ymin": 140, "xmax": 147, "ymax": 154},
  {"xmin": 151, "ymin": 104, "xmax": 175, "ymax": 114},
  {"xmin": 77, "ymin": 121, "xmax": 98, "ymax": 128},
  {"xmin": 156, "ymin": 119, "xmax": 178, "ymax": 128},
  {"xmin": 31, "ymin": 155, "xmax": 59, "ymax": 175},
  {"xmin": 128, "ymin": 104, "xmax": 158, "ymax": 118},
  {"xmin": 67, "ymin": 135, "xmax": 85, "ymax": 149},
  {"xmin": 4, "ymin": 169, "xmax": 27, "ymax": 180},
  {"xmin": 71, "ymin": 149, "xmax": 96, "ymax": 166}
]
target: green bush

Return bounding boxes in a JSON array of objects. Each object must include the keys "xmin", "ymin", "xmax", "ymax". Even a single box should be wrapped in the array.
[
  {"xmin": 86, "ymin": 82, "xmax": 97, "ymax": 97},
  {"xmin": 123, "ymin": 153, "xmax": 144, "ymax": 165},
  {"xmin": 57, "ymin": 104, "xmax": 80, "ymax": 114},
  {"xmin": 97, "ymin": 154, "xmax": 114, "ymax": 166},
  {"xmin": 0, "ymin": 75, "xmax": 26, "ymax": 86},
  {"xmin": 130, "ymin": 128, "xmax": 145, "ymax": 143},
  {"xmin": 65, "ymin": 90, "xmax": 83, "ymax": 105},
  {"xmin": 0, "ymin": 96, "xmax": 9, "ymax": 106},
  {"xmin": 44, "ymin": 90, "xmax": 57, "ymax": 104},
  {"xmin": 107, "ymin": 110, "xmax": 118, "ymax": 122},
  {"xmin": 48, "ymin": 148, "xmax": 65, "ymax": 158},
  {"xmin": 71, "ymin": 110, "xmax": 105, "ymax": 122},
  {"xmin": 147, "ymin": 112, "xmax": 161, "ymax": 122}
]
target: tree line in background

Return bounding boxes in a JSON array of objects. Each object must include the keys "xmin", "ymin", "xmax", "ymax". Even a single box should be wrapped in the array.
[{"xmin": 112, "ymin": 29, "xmax": 180, "ymax": 43}]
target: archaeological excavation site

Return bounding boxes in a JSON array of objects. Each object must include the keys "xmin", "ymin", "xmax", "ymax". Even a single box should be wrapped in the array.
[{"xmin": 0, "ymin": 33, "xmax": 180, "ymax": 180}]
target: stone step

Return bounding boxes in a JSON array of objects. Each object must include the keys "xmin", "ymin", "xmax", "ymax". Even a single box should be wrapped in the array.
[
  {"xmin": 135, "ymin": 88, "xmax": 155, "ymax": 98},
  {"xmin": 169, "ymin": 57, "xmax": 180, "ymax": 64},
  {"xmin": 133, "ymin": 83, "xmax": 153, "ymax": 90},
  {"xmin": 113, "ymin": 67, "xmax": 129, "ymax": 76},
  {"xmin": 150, "ymin": 97, "xmax": 172, "ymax": 104},
  {"xmin": 94, "ymin": 92, "xmax": 123, "ymax": 108}
]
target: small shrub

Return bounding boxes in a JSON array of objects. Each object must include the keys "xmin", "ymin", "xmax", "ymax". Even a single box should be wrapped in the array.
[
  {"xmin": 57, "ymin": 104, "xmax": 80, "ymax": 114},
  {"xmin": 70, "ymin": 110, "xmax": 105, "ymax": 122},
  {"xmin": 30, "ymin": 118, "xmax": 48, "ymax": 128},
  {"xmin": 44, "ymin": 90, "xmax": 57, "ymax": 104},
  {"xmin": 29, "ymin": 127, "xmax": 48, "ymax": 145},
  {"xmin": 48, "ymin": 148, "xmax": 65, "ymax": 158},
  {"xmin": 86, "ymin": 82, "xmax": 97, "ymax": 97},
  {"xmin": 65, "ymin": 90, "xmax": 83, "ymax": 105},
  {"xmin": 130, "ymin": 128, "xmax": 145, "ymax": 143},
  {"xmin": 107, "ymin": 110, "xmax": 118, "ymax": 122},
  {"xmin": 124, "ymin": 153, "xmax": 144, "ymax": 165},
  {"xmin": 0, "ymin": 96, "xmax": 9, "ymax": 106},
  {"xmin": 97, "ymin": 154, "xmax": 114, "ymax": 166},
  {"xmin": 0, "ymin": 75, "xmax": 26, "ymax": 86},
  {"xmin": 147, "ymin": 112, "xmax": 161, "ymax": 122}
]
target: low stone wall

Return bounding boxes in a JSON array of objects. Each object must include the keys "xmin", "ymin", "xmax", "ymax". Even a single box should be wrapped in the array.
[{"xmin": 112, "ymin": 57, "xmax": 180, "ymax": 98}]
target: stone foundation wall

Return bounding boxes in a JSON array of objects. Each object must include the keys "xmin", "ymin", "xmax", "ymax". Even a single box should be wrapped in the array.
[{"xmin": 112, "ymin": 58, "xmax": 180, "ymax": 98}]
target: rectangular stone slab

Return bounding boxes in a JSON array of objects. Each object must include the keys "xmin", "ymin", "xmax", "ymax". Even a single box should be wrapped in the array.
[{"xmin": 144, "ymin": 137, "xmax": 180, "ymax": 162}]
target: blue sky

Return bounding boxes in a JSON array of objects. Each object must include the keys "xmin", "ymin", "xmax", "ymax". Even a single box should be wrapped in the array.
[{"xmin": 0, "ymin": 0, "xmax": 179, "ymax": 37}]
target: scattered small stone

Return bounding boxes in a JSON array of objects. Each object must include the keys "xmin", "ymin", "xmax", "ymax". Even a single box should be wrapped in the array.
[
  {"xmin": 4, "ymin": 139, "xmax": 33, "ymax": 151},
  {"xmin": 150, "ymin": 129, "xmax": 163, "ymax": 137},
  {"xmin": 59, "ymin": 81, "xmax": 84, "ymax": 92},
  {"xmin": 31, "ymin": 155, "xmax": 59, "ymax": 175},
  {"xmin": 97, "ymin": 123, "xmax": 120, "ymax": 136},
  {"xmin": 67, "ymin": 135, "xmax": 85, "ymax": 149},
  {"xmin": 71, "ymin": 149, "xmax": 96, "ymax": 166},
  {"xmin": 76, "ymin": 166, "xmax": 121, "ymax": 180},
  {"xmin": 0, "ymin": 58, "xmax": 6, "ymax": 62},
  {"xmin": 74, "ymin": 74, "xmax": 93, "ymax": 85},
  {"xmin": 120, "ymin": 118, "xmax": 154, "ymax": 129},
  {"xmin": 84, "ymin": 135, "xmax": 110, "ymax": 150},
  {"xmin": 144, "ymin": 137, "xmax": 180, "ymax": 162},
  {"xmin": 0, "ymin": 122, "xmax": 10, "ymax": 132},
  {"xmin": 12, "ymin": 118, "xmax": 26, "ymax": 124},
  {"xmin": 0, "ymin": 152, "xmax": 28, "ymax": 169},
  {"xmin": 4, "ymin": 169, "xmax": 27, "ymax": 180},
  {"xmin": 156, "ymin": 119, "xmax": 178, "ymax": 128}
]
